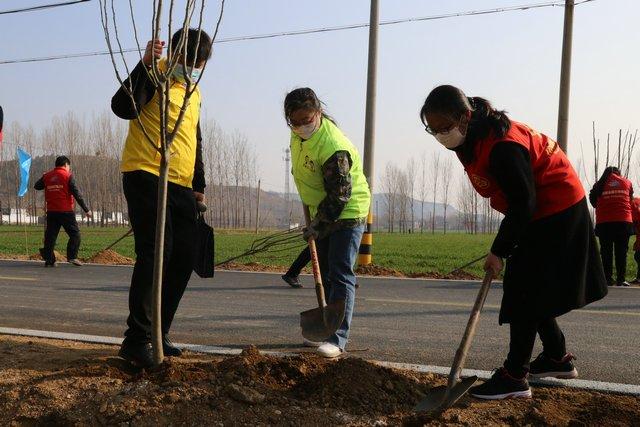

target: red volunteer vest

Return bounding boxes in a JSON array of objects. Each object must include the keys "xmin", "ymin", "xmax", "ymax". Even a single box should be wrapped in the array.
[
  {"xmin": 43, "ymin": 167, "xmax": 74, "ymax": 212},
  {"xmin": 595, "ymin": 174, "xmax": 633, "ymax": 224},
  {"xmin": 459, "ymin": 121, "xmax": 584, "ymax": 220}
]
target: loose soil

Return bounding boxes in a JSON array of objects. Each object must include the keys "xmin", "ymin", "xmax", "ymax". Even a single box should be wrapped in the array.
[{"xmin": 0, "ymin": 335, "xmax": 638, "ymax": 426}]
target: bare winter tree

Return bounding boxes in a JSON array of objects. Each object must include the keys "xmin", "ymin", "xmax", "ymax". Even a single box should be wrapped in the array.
[
  {"xmin": 406, "ymin": 158, "xmax": 417, "ymax": 233},
  {"xmin": 430, "ymin": 152, "xmax": 441, "ymax": 233},
  {"xmin": 441, "ymin": 157, "xmax": 454, "ymax": 234},
  {"xmin": 418, "ymin": 152, "xmax": 428, "ymax": 233},
  {"xmin": 99, "ymin": 0, "xmax": 225, "ymax": 366}
]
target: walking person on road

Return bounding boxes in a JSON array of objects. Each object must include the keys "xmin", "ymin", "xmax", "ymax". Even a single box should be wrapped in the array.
[
  {"xmin": 284, "ymin": 87, "xmax": 371, "ymax": 358},
  {"xmin": 420, "ymin": 85, "xmax": 608, "ymax": 400},
  {"xmin": 589, "ymin": 167, "xmax": 634, "ymax": 287},
  {"xmin": 111, "ymin": 29, "xmax": 210, "ymax": 367},
  {"xmin": 34, "ymin": 156, "xmax": 92, "ymax": 267},
  {"xmin": 630, "ymin": 197, "xmax": 640, "ymax": 285}
]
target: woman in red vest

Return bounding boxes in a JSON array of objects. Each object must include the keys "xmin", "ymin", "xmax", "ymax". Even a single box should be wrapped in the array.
[
  {"xmin": 631, "ymin": 197, "xmax": 640, "ymax": 284},
  {"xmin": 420, "ymin": 85, "xmax": 608, "ymax": 400},
  {"xmin": 589, "ymin": 167, "xmax": 634, "ymax": 287}
]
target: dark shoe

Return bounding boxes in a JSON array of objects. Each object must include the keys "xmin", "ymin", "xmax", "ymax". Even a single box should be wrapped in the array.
[
  {"xmin": 470, "ymin": 367, "xmax": 532, "ymax": 400},
  {"xmin": 607, "ymin": 279, "xmax": 615, "ymax": 287},
  {"xmin": 118, "ymin": 342, "xmax": 154, "ymax": 368},
  {"xmin": 617, "ymin": 281, "xmax": 631, "ymax": 287},
  {"xmin": 630, "ymin": 278, "xmax": 640, "ymax": 285},
  {"xmin": 44, "ymin": 262, "xmax": 56, "ymax": 267},
  {"xmin": 163, "ymin": 336, "xmax": 183, "ymax": 357},
  {"xmin": 281, "ymin": 274, "xmax": 302, "ymax": 288},
  {"xmin": 529, "ymin": 352, "xmax": 578, "ymax": 379}
]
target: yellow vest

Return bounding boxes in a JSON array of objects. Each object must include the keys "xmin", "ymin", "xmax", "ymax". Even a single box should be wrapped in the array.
[
  {"xmin": 121, "ymin": 59, "xmax": 201, "ymax": 188},
  {"xmin": 290, "ymin": 118, "xmax": 371, "ymax": 220}
]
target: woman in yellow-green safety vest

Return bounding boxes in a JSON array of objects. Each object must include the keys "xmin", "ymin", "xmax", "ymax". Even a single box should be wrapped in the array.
[{"xmin": 284, "ymin": 87, "xmax": 371, "ymax": 358}]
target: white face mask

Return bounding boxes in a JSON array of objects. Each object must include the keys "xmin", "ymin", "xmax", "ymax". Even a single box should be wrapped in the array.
[
  {"xmin": 435, "ymin": 127, "xmax": 466, "ymax": 149},
  {"xmin": 292, "ymin": 116, "xmax": 320, "ymax": 140}
]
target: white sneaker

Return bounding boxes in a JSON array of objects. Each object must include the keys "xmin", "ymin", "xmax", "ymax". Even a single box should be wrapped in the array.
[
  {"xmin": 68, "ymin": 259, "xmax": 83, "ymax": 266},
  {"xmin": 317, "ymin": 342, "xmax": 342, "ymax": 358},
  {"xmin": 302, "ymin": 338, "xmax": 322, "ymax": 348}
]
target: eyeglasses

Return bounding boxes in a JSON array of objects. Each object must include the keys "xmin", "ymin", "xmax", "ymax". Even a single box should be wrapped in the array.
[
  {"xmin": 424, "ymin": 123, "xmax": 456, "ymax": 136},
  {"xmin": 287, "ymin": 112, "xmax": 319, "ymax": 128},
  {"xmin": 424, "ymin": 116, "xmax": 465, "ymax": 136}
]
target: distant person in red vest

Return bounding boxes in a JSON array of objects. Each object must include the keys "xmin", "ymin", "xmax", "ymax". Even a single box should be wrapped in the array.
[
  {"xmin": 420, "ymin": 85, "xmax": 607, "ymax": 400},
  {"xmin": 34, "ymin": 156, "xmax": 92, "ymax": 267},
  {"xmin": 630, "ymin": 197, "xmax": 640, "ymax": 285},
  {"xmin": 589, "ymin": 167, "xmax": 633, "ymax": 287}
]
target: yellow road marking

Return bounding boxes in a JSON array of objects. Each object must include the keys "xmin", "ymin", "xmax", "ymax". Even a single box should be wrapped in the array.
[{"xmin": 0, "ymin": 276, "xmax": 37, "ymax": 282}]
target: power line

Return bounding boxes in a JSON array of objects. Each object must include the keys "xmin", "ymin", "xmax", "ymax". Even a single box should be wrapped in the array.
[
  {"xmin": 0, "ymin": 0, "xmax": 91, "ymax": 16},
  {"xmin": 0, "ymin": 0, "xmax": 596, "ymax": 65}
]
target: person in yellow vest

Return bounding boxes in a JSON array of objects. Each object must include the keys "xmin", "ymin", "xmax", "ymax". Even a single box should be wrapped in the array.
[
  {"xmin": 284, "ymin": 88, "xmax": 371, "ymax": 358},
  {"xmin": 110, "ymin": 29, "xmax": 210, "ymax": 367}
]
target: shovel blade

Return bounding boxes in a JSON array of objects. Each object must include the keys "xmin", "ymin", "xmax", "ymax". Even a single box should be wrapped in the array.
[
  {"xmin": 300, "ymin": 299, "xmax": 346, "ymax": 342},
  {"xmin": 414, "ymin": 376, "xmax": 478, "ymax": 413}
]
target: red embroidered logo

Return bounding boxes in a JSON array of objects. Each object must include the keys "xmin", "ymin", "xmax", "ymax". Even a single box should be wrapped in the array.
[{"xmin": 471, "ymin": 174, "xmax": 490, "ymax": 189}]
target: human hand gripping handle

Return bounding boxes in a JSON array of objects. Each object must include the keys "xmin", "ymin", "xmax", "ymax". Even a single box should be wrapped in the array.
[
  {"xmin": 142, "ymin": 39, "xmax": 164, "ymax": 67},
  {"xmin": 483, "ymin": 252, "xmax": 503, "ymax": 277}
]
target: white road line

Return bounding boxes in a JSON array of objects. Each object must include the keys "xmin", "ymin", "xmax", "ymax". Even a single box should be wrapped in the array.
[{"xmin": 1, "ymin": 326, "xmax": 638, "ymax": 396}]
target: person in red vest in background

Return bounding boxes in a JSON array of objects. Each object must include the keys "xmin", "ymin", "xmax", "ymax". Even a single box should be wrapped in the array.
[
  {"xmin": 34, "ymin": 156, "xmax": 92, "ymax": 267},
  {"xmin": 589, "ymin": 166, "xmax": 633, "ymax": 287},
  {"xmin": 420, "ymin": 85, "xmax": 607, "ymax": 400},
  {"xmin": 629, "ymin": 197, "xmax": 640, "ymax": 284}
]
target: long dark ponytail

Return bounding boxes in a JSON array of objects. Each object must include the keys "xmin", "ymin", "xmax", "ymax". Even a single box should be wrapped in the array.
[
  {"xmin": 591, "ymin": 166, "xmax": 622, "ymax": 200},
  {"xmin": 419, "ymin": 85, "xmax": 511, "ymax": 162}
]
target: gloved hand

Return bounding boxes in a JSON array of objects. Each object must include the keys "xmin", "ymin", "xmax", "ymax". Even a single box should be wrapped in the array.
[{"xmin": 303, "ymin": 220, "xmax": 321, "ymax": 242}]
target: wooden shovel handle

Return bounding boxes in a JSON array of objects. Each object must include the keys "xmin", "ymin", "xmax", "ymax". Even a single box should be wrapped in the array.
[
  {"xmin": 446, "ymin": 270, "xmax": 494, "ymax": 391},
  {"xmin": 303, "ymin": 205, "xmax": 327, "ymax": 308}
]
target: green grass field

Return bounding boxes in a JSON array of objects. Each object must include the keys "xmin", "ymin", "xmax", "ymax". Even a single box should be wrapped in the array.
[{"xmin": 1, "ymin": 225, "xmax": 637, "ymax": 280}]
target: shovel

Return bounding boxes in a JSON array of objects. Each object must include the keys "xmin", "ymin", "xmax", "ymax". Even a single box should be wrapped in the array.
[
  {"xmin": 415, "ymin": 270, "xmax": 494, "ymax": 413},
  {"xmin": 299, "ymin": 205, "xmax": 346, "ymax": 342}
]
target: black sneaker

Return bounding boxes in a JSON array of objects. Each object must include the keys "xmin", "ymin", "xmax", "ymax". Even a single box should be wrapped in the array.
[
  {"xmin": 281, "ymin": 274, "xmax": 302, "ymax": 288},
  {"xmin": 470, "ymin": 367, "xmax": 532, "ymax": 400},
  {"xmin": 529, "ymin": 352, "xmax": 578, "ymax": 379},
  {"xmin": 163, "ymin": 335, "xmax": 183, "ymax": 357},
  {"xmin": 118, "ymin": 342, "xmax": 154, "ymax": 368},
  {"xmin": 630, "ymin": 278, "xmax": 640, "ymax": 285},
  {"xmin": 617, "ymin": 281, "xmax": 631, "ymax": 287}
]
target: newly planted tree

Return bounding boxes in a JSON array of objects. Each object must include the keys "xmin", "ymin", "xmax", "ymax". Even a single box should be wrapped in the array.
[{"xmin": 99, "ymin": 0, "xmax": 225, "ymax": 366}]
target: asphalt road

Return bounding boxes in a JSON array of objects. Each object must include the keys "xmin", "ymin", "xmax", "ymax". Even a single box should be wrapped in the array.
[{"xmin": 0, "ymin": 260, "xmax": 638, "ymax": 384}]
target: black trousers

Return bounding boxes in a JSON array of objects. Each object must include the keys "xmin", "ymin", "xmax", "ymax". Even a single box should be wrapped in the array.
[
  {"xmin": 122, "ymin": 171, "xmax": 197, "ymax": 344},
  {"xmin": 43, "ymin": 211, "xmax": 80, "ymax": 262},
  {"xmin": 286, "ymin": 246, "xmax": 311, "ymax": 277},
  {"xmin": 599, "ymin": 235, "xmax": 630, "ymax": 283},
  {"xmin": 635, "ymin": 251, "xmax": 640, "ymax": 279},
  {"xmin": 504, "ymin": 318, "xmax": 566, "ymax": 378}
]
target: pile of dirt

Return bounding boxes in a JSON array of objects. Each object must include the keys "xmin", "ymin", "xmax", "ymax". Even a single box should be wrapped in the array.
[
  {"xmin": 216, "ymin": 261, "xmax": 288, "ymax": 273},
  {"xmin": 1, "ymin": 335, "xmax": 638, "ymax": 426},
  {"xmin": 356, "ymin": 264, "xmax": 480, "ymax": 280},
  {"xmin": 85, "ymin": 249, "xmax": 134, "ymax": 265},
  {"xmin": 28, "ymin": 250, "xmax": 67, "ymax": 262}
]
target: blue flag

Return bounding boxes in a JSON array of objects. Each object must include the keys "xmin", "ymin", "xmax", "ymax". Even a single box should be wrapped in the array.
[{"xmin": 17, "ymin": 148, "xmax": 32, "ymax": 197}]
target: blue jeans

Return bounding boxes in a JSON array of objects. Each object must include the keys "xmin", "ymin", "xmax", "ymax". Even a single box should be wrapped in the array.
[{"xmin": 315, "ymin": 223, "xmax": 364, "ymax": 350}]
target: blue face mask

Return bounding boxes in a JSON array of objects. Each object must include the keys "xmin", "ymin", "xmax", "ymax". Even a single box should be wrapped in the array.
[{"xmin": 172, "ymin": 64, "xmax": 202, "ymax": 82}]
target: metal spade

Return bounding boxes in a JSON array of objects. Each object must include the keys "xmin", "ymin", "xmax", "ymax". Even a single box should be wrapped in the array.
[
  {"xmin": 299, "ymin": 205, "xmax": 346, "ymax": 342},
  {"xmin": 415, "ymin": 270, "xmax": 494, "ymax": 413}
]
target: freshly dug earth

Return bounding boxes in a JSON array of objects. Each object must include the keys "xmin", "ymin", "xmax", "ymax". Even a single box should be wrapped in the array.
[
  {"xmin": 1, "ymin": 335, "xmax": 638, "ymax": 426},
  {"xmin": 86, "ymin": 249, "xmax": 135, "ymax": 265}
]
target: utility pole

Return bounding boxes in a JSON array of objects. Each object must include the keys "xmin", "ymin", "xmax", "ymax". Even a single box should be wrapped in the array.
[
  {"xmin": 557, "ymin": 0, "xmax": 574, "ymax": 153},
  {"xmin": 358, "ymin": 0, "xmax": 378, "ymax": 266}
]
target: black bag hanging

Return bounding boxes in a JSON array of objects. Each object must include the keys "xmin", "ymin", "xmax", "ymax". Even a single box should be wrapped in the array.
[{"xmin": 193, "ymin": 213, "xmax": 215, "ymax": 278}]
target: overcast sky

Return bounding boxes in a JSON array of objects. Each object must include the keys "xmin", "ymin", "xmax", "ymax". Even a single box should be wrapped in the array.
[{"xmin": 1, "ymin": 0, "xmax": 638, "ymax": 194}]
